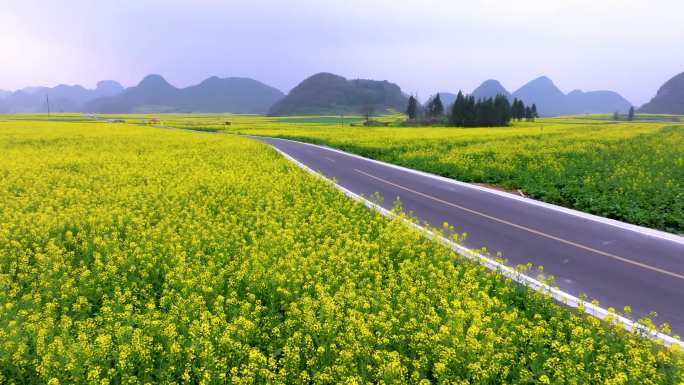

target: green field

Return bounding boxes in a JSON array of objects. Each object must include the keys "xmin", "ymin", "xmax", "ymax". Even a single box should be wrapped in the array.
[{"xmin": 1, "ymin": 117, "xmax": 682, "ymax": 383}]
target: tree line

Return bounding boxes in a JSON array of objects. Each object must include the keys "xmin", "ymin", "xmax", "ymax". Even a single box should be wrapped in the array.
[{"xmin": 406, "ymin": 92, "xmax": 538, "ymax": 127}]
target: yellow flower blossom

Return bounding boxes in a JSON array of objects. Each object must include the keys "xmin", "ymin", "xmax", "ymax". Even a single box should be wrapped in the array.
[{"xmin": 0, "ymin": 116, "xmax": 681, "ymax": 384}]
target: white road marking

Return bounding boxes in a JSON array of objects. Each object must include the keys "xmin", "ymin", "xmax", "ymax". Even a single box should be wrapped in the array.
[
  {"xmin": 267, "ymin": 137, "xmax": 684, "ymax": 246},
  {"xmin": 267, "ymin": 143, "xmax": 684, "ymax": 348},
  {"xmin": 354, "ymin": 168, "xmax": 684, "ymax": 281}
]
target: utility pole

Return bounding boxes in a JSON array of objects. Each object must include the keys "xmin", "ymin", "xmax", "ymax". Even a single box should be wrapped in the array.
[{"xmin": 46, "ymin": 94, "xmax": 51, "ymax": 117}]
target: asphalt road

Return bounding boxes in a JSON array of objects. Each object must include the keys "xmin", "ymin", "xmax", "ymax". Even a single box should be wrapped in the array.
[{"xmin": 255, "ymin": 136, "xmax": 684, "ymax": 336}]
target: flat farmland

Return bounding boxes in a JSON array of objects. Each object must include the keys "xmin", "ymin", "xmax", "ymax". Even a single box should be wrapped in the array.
[{"xmin": 1, "ymin": 118, "xmax": 682, "ymax": 383}]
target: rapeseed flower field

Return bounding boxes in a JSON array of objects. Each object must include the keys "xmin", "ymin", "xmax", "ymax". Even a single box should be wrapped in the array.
[
  {"xmin": 230, "ymin": 117, "xmax": 684, "ymax": 234},
  {"xmin": 1, "ymin": 118, "xmax": 682, "ymax": 384}
]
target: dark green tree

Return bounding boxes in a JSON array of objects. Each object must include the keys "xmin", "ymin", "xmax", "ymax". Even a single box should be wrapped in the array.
[
  {"xmin": 494, "ymin": 94, "xmax": 511, "ymax": 126},
  {"xmin": 427, "ymin": 93, "xmax": 444, "ymax": 118},
  {"xmin": 406, "ymin": 95, "xmax": 418, "ymax": 120},
  {"xmin": 450, "ymin": 93, "xmax": 512, "ymax": 127},
  {"xmin": 476, "ymin": 98, "xmax": 494, "ymax": 126},
  {"xmin": 475, "ymin": 98, "xmax": 486, "ymax": 126},
  {"xmin": 525, "ymin": 106, "xmax": 533, "ymax": 121},
  {"xmin": 510, "ymin": 98, "xmax": 517, "ymax": 120},
  {"xmin": 465, "ymin": 96, "xmax": 477, "ymax": 127},
  {"xmin": 450, "ymin": 91, "xmax": 466, "ymax": 126},
  {"xmin": 628, "ymin": 106, "xmax": 635, "ymax": 121},
  {"xmin": 613, "ymin": 111, "xmax": 620, "ymax": 121},
  {"xmin": 531, "ymin": 104, "xmax": 538, "ymax": 119},
  {"xmin": 512, "ymin": 98, "xmax": 525, "ymax": 121}
]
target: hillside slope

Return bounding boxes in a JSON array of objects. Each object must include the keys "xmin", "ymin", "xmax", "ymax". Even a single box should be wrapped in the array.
[
  {"xmin": 471, "ymin": 79, "xmax": 511, "ymax": 100},
  {"xmin": 566, "ymin": 89, "xmax": 632, "ymax": 114},
  {"xmin": 640, "ymin": 71, "xmax": 684, "ymax": 114},
  {"xmin": 268, "ymin": 72, "xmax": 408, "ymax": 116},
  {"xmin": 512, "ymin": 76, "xmax": 568, "ymax": 116}
]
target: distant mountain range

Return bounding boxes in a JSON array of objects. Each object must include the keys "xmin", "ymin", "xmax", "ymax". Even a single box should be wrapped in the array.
[
  {"xmin": 432, "ymin": 77, "xmax": 632, "ymax": 117},
  {"xmin": 268, "ymin": 72, "xmax": 408, "ymax": 116},
  {"xmin": 0, "ymin": 75, "xmax": 284, "ymax": 114},
  {"xmin": 86, "ymin": 75, "xmax": 284, "ymax": 114},
  {"xmin": 639, "ymin": 71, "xmax": 684, "ymax": 114},
  {"xmin": 5, "ymin": 70, "xmax": 682, "ymax": 116},
  {"xmin": 513, "ymin": 76, "xmax": 632, "ymax": 116},
  {"xmin": 0, "ymin": 81, "xmax": 124, "ymax": 113}
]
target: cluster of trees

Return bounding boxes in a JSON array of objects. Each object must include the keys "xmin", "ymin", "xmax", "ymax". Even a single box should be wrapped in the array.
[
  {"xmin": 406, "ymin": 92, "xmax": 537, "ymax": 127},
  {"xmin": 510, "ymin": 98, "xmax": 538, "ymax": 122},
  {"xmin": 406, "ymin": 94, "xmax": 447, "ymax": 121},
  {"xmin": 613, "ymin": 106, "xmax": 636, "ymax": 121},
  {"xmin": 406, "ymin": 96, "xmax": 419, "ymax": 120},
  {"xmin": 426, "ymin": 94, "xmax": 444, "ymax": 118}
]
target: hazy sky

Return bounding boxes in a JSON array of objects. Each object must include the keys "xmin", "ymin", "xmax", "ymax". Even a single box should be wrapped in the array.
[{"xmin": 2, "ymin": 0, "xmax": 683, "ymax": 105}]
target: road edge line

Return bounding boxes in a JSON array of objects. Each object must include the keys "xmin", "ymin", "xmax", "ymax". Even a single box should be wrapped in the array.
[
  {"xmin": 260, "ymin": 136, "xmax": 684, "ymax": 247},
  {"xmin": 269, "ymin": 144, "xmax": 684, "ymax": 349}
]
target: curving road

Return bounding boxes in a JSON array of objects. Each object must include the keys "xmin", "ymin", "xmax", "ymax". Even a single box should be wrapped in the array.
[{"xmin": 255, "ymin": 136, "xmax": 684, "ymax": 336}]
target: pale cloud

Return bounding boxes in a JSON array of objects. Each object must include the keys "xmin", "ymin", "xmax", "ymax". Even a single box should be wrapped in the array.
[{"xmin": 1, "ymin": 0, "xmax": 682, "ymax": 105}]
